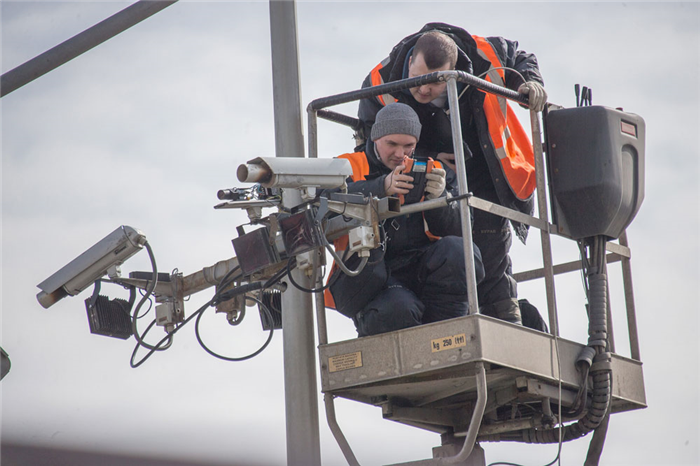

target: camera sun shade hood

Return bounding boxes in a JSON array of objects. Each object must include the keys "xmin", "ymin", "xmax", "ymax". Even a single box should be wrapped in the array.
[
  {"xmin": 36, "ymin": 225, "xmax": 147, "ymax": 309},
  {"xmin": 237, "ymin": 157, "xmax": 352, "ymax": 189}
]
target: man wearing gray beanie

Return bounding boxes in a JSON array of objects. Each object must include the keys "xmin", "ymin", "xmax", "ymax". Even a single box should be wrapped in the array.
[{"xmin": 324, "ymin": 103, "xmax": 485, "ymax": 337}]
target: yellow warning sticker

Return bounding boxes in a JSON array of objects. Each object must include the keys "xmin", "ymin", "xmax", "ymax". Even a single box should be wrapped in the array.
[
  {"xmin": 431, "ymin": 333, "xmax": 467, "ymax": 353},
  {"xmin": 328, "ymin": 351, "xmax": 363, "ymax": 373}
]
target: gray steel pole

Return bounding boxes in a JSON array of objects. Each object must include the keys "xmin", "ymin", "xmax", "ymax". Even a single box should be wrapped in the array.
[
  {"xmin": 530, "ymin": 109, "xmax": 559, "ymax": 336},
  {"xmin": 269, "ymin": 1, "xmax": 321, "ymax": 465},
  {"xmin": 1, "ymin": 0, "xmax": 178, "ymax": 98},
  {"xmin": 619, "ymin": 231, "xmax": 641, "ymax": 360},
  {"xmin": 446, "ymin": 77, "xmax": 480, "ymax": 315}
]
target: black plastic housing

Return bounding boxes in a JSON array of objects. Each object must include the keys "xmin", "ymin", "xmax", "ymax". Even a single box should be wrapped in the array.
[
  {"xmin": 232, "ymin": 227, "xmax": 280, "ymax": 275},
  {"xmin": 545, "ymin": 106, "xmax": 645, "ymax": 240},
  {"xmin": 85, "ymin": 295, "xmax": 133, "ymax": 339},
  {"xmin": 258, "ymin": 289, "xmax": 282, "ymax": 331}
]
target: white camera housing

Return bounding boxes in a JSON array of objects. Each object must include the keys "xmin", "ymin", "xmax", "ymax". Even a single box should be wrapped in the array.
[
  {"xmin": 237, "ymin": 157, "xmax": 352, "ymax": 189},
  {"xmin": 36, "ymin": 225, "xmax": 147, "ymax": 309}
]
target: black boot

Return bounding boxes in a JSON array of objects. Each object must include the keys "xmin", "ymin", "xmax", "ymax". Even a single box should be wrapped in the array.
[{"xmin": 479, "ymin": 298, "xmax": 522, "ymax": 325}]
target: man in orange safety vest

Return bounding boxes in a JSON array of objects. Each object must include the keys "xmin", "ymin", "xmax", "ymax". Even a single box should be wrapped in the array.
[
  {"xmin": 357, "ymin": 23, "xmax": 548, "ymax": 325},
  {"xmin": 325, "ymin": 103, "xmax": 484, "ymax": 337}
]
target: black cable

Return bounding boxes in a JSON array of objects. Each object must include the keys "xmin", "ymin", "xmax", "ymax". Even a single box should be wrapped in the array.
[
  {"xmin": 488, "ymin": 440, "xmax": 562, "ymax": 466},
  {"xmin": 583, "ymin": 378, "xmax": 612, "ymax": 466},
  {"xmin": 130, "ymin": 275, "xmax": 249, "ymax": 368},
  {"xmin": 285, "ymin": 226, "xmax": 370, "ymax": 294},
  {"xmin": 218, "ymin": 265, "xmax": 242, "ymax": 290},
  {"xmin": 286, "ymin": 256, "xmax": 341, "ymax": 294},
  {"xmin": 131, "ymin": 242, "xmax": 172, "ymax": 352},
  {"xmin": 545, "ymin": 436, "xmax": 563, "ymax": 466},
  {"xmin": 579, "ymin": 240, "xmax": 591, "ymax": 302},
  {"xmin": 130, "ymin": 320, "xmax": 167, "ymax": 368},
  {"xmin": 194, "ymin": 295, "xmax": 274, "ymax": 362},
  {"xmin": 568, "ymin": 366, "xmax": 590, "ymax": 419},
  {"xmin": 487, "ymin": 401, "xmax": 563, "ymax": 466},
  {"xmin": 130, "ymin": 297, "xmax": 214, "ymax": 368},
  {"xmin": 263, "ymin": 263, "xmax": 290, "ymax": 290},
  {"xmin": 136, "ymin": 288, "xmax": 154, "ymax": 319},
  {"xmin": 131, "ymin": 263, "xmax": 243, "ymax": 368},
  {"xmin": 212, "ymin": 281, "xmax": 264, "ymax": 306},
  {"xmin": 131, "ymin": 265, "xmax": 269, "ymax": 368}
]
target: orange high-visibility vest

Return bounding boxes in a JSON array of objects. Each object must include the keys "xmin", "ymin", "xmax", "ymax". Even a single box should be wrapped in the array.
[
  {"xmin": 472, "ymin": 35, "xmax": 536, "ymax": 201},
  {"xmin": 324, "ymin": 152, "xmax": 369, "ymax": 309},
  {"xmin": 370, "ymin": 58, "xmax": 398, "ymax": 107},
  {"xmin": 368, "ymin": 35, "xmax": 536, "ymax": 201},
  {"xmin": 339, "ymin": 152, "xmax": 370, "ymax": 182}
]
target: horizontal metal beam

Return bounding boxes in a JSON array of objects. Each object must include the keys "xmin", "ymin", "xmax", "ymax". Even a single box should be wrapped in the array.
[
  {"xmin": 468, "ymin": 195, "xmax": 551, "ymax": 232},
  {"xmin": 513, "ymin": 253, "xmax": 624, "ymax": 283},
  {"xmin": 316, "ymin": 109, "xmax": 362, "ymax": 131},
  {"xmin": 605, "ymin": 240, "xmax": 631, "ymax": 258},
  {"xmin": 307, "ymin": 69, "xmax": 528, "ymax": 112},
  {"xmin": 1, "ymin": 0, "xmax": 178, "ymax": 97}
]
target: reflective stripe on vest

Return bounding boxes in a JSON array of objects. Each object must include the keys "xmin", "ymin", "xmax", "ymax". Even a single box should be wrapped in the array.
[
  {"xmin": 473, "ymin": 35, "xmax": 536, "ymax": 200},
  {"xmin": 370, "ymin": 58, "xmax": 398, "ymax": 107}
]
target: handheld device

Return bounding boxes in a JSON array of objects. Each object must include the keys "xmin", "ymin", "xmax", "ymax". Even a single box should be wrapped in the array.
[{"xmin": 399, "ymin": 156, "xmax": 436, "ymax": 205}]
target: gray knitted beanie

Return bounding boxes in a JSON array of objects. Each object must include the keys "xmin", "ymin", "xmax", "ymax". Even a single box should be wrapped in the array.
[{"xmin": 370, "ymin": 103, "xmax": 422, "ymax": 142}]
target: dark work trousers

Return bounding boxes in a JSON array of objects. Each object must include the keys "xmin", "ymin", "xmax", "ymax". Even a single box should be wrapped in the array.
[
  {"xmin": 465, "ymin": 154, "xmax": 518, "ymax": 309},
  {"xmin": 354, "ymin": 236, "xmax": 485, "ymax": 337}
]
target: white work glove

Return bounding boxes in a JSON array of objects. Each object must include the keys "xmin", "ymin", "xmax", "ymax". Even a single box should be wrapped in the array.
[
  {"xmin": 425, "ymin": 168, "xmax": 446, "ymax": 200},
  {"xmin": 518, "ymin": 81, "xmax": 548, "ymax": 112}
]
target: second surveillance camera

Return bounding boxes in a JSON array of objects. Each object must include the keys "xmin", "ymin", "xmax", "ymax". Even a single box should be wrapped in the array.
[{"xmin": 36, "ymin": 225, "xmax": 147, "ymax": 309}]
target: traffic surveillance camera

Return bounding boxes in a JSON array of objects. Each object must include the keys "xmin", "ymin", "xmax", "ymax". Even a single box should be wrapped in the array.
[
  {"xmin": 237, "ymin": 157, "xmax": 352, "ymax": 189},
  {"xmin": 36, "ymin": 226, "xmax": 147, "ymax": 309}
]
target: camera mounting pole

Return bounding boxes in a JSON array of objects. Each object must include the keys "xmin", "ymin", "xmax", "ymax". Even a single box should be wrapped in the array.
[{"xmin": 269, "ymin": 2, "xmax": 322, "ymax": 466}]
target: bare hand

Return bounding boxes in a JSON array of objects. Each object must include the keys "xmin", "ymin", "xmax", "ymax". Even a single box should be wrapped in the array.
[{"xmin": 384, "ymin": 165, "xmax": 414, "ymax": 197}]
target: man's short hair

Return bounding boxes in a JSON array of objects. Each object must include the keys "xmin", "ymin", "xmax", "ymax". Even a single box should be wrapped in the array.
[{"xmin": 413, "ymin": 31, "xmax": 458, "ymax": 70}]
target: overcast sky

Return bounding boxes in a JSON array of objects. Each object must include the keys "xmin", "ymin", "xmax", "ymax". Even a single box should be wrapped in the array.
[{"xmin": 1, "ymin": 1, "xmax": 699, "ymax": 465}]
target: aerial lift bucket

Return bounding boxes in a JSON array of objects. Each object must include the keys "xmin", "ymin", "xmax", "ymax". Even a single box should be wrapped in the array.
[{"xmin": 308, "ymin": 72, "xmax": 646, "ymax": 465}]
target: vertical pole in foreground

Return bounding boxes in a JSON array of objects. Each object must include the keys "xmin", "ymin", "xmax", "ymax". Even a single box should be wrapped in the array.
[
  {"xmin": 446, "ymin": 77, "xmax": 480, "ymax": 315},
  {"xmin": 530, "ymin": 109, "xmax": 559, "ymax": 336},
  {"xmin": 268, "ymin": 2, "xmax": 321, "ymax": 465}
]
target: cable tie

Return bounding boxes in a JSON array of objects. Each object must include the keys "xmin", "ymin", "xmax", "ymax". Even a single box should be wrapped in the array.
[
  {"xmin": 446, "ymin": 192, "xmax": 473, "ymax": 203},
  {"xmin": 590, "ymin": 352, "xmax": 613, "ymax": 373}
]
